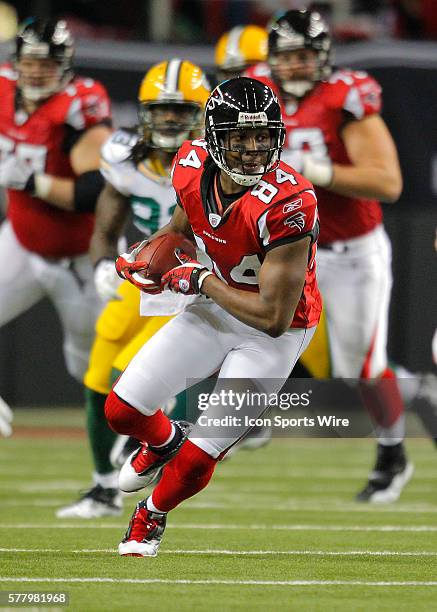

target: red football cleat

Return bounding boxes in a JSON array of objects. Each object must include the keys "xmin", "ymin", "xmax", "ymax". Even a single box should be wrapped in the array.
[
  {"xmin": 118, "ymin": 500, "xmax": 166, "ymax": 557},
  {"xmin": 118, "ymin": 420, "xmax": 191, "ymax": 492}
]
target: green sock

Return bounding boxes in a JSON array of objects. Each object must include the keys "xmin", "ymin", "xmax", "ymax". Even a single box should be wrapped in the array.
[{"xmin": 85, "ymin": 387, "xmax": 117, "ymax": 475}]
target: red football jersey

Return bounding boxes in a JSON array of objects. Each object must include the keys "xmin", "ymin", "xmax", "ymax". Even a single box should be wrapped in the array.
[
  {"xmin": 245, "ymin": 64, "xmax": 384, "ymax": 243},
  {"xmin": 172, "ymin": 139, "xmax": 322, "ymax": 329},
  {"xmin": 0, "ymin": 64, "xmax": 111, "ymax": 257}
]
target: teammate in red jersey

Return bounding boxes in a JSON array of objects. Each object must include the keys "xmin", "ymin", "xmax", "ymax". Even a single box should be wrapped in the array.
[
  {"xmin": 0, "ymin": 19, "xmax": 112, "ymax": 393},
  {"xmin": 104, "ymin": 77, "xmax": 321, "ymax": 557},
  {"xmin": 246, "ymin": 8, "xmax": 412, "ymax": 502}
]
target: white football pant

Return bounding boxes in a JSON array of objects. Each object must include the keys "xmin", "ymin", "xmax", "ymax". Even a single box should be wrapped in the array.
[
  {"xmin": 114, "ymin": 300, "xmax": 315, "ymax": 458},
  {"xmin": 317, "ymin": 224, "xmax": 392, "ymax": 378}
]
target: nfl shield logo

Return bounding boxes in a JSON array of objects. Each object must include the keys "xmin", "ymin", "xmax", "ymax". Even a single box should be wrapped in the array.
[{"xmin": 209, "ymin": 213, "xmax": 221, "ymax": 228}]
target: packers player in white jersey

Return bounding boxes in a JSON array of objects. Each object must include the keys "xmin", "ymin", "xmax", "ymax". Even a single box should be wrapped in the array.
[{"xmin": 57, "ymin": 59, "xmax": 210, "ymax": 518}]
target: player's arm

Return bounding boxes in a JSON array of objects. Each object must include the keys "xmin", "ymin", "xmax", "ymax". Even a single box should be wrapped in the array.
[
  {"xmin": 35, "ymin": 124, "xmax": 112, "ymax": 211},
  {"xmin": 329, "ymin": 114, "xmax": 403, "ymax": 203},
  {"xmin": 203, "ymin": 237, "xmax": 311, "ymax": 338},
  {"xmin": 89, "ymin": 180, "xmax": 130, "ymax": 265}
]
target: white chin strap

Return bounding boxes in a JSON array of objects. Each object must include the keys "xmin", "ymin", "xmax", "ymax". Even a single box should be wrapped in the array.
[
  {"xmin": 228, "ymin": 171, "xmax": 261, "ymax": 187},
  {"xmin": 282, "ymin": 80, "xmax": 314, "ymax": 98},
  {"xmin": 152, "ymin": 131, "xmax": 189, "ymax": 150}
]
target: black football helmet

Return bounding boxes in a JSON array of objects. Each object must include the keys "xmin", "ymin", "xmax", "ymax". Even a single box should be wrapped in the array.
[
  {"xmin": 268, "ymin": 9, "xmax": 331, "ymax": 98},
  {"xmin": 205, "ymin": 77, "xmax": 285, "ymax": 187},
  {"xmin": 14, "ymin": 18, "xmax": 74, "ymax": 101}
]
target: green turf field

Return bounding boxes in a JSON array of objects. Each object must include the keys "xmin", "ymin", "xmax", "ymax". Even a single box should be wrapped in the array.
[{"xmin": 1, "ymin": 408, "xmax": 436, "ymax": 611}]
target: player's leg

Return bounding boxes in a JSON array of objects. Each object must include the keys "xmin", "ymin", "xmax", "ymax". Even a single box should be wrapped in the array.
[
  {"xmin": 57, "ymin": 281, "xmax": 145, "ymax": 518},
  {"xmin": 0, "ymin": 221, "xmax": 45, "ymax": 326},
  {"xmin": 298, "ymin": 307, "xmax": 331, "ymax": 378},
  {"xmin": 106, "ymin": 302, "xmax": 236, "ymax": 495},
  {"xmin": 0, "ymin": 221, "xmax": 46, "ymax": 430},
  {"xmin": 48, "ymin": 252, "xmax": 102, "ymax": 382},
  {"xmin": 118, "ymin": 322, "xmax": 315, "ymax": 557},
  {"xmin": 109, "ymin": 309, "xmax": 175, "ymax": 468},
  {"xmin": 317, "ymin": 228, "xmax": 412, "ymax": 502}
]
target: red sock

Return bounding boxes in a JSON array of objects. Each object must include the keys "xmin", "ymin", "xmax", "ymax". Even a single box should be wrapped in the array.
[
  {"xmin": 151, "ymin": 440, "xmax": 217, "ymax": 512},
  {"xmin": 359, "ymin": 368, "xmax": 404, "ymax": 428},
  {"xmin": 104, "ymin": 390, "xmax": 172, "ymax": 446}
]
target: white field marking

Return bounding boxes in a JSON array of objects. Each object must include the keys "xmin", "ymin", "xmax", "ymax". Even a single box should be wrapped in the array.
[
  {"xmin": 1, "ymin": 523, "xmax": 437, "ymax": 533},
  {"xmin": 218, "ymin": 468, "xmax": 436, "ymax": 479},
  {"xmin": 184, "ymin": 501, "xmax": 437, "ymax": 514},
  {"xmin": 3, "ymin": 497, "xmax": 437, "ymax": 514},
  {"xmin": 0, "ymin": 577, "xmax": 436, "ymax": 587},
  {"xmin": 2, "ymin": 547, "xmax": 437, "ymax": 558},
  {"xmin": 1, "ymin": 500, "xmax": 66, "ymax": 507},
  {"xmin": 0, "ymin": 481, "xmax": 86, "ymax": 492}
]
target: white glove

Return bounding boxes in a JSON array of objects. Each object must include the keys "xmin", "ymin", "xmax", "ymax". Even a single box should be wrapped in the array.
[
  {"xmin": 94, "ymin": 258, "xmax": 122, "ymax": 301},
  {"xmin": 281, "ymin": 150, "xmax": 333, "ymax": 187},
  {"xmin": 0, "ymin": 155, "xmax": 33, "ymax": 190}
]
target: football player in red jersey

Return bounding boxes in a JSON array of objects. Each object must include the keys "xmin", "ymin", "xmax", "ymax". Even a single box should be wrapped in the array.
[
  {"xmin": 104, "ymin": 77, "xmax": 321, "ymax": 557},
  {"xmin": 0, "ymin": 19, "xmax": 112, "ymax": 394},
  {"xmin": 246, "ymin": 8, "xmax": 413, "ymax": 502}
]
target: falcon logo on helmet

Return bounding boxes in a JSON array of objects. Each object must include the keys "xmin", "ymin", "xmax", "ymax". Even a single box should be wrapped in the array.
[{"xmin": 205, "ymin": 77, "xmax": 285, "ymax": 187}]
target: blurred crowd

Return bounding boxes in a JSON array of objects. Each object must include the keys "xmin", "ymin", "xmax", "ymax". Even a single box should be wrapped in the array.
[{"xmin": 1, "ymin": 0, "xmax": 437, "ymax": 44}]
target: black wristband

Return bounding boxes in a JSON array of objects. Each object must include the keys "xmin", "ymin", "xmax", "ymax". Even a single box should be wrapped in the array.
[{"xmin": 73, "ymin": 170, "xmax": 105, "ymax": 213}]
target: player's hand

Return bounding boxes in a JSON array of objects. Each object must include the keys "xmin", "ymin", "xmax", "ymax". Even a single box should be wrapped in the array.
[
  {"xmin": 0, "ymin": 156, "xmax": 33, "ymax": 191},
  {"xmin": 115, "ymin": 241, "xmax": 161, "ymax": 294},
  {"xmin": 281, "ymin": 150, "xmax": 333, "ymax": 187},
  {"xmin": 94, "ymin": 258, "xmax": 122, "ymax": 301},
  {"xmin": 160, "ymin": 249, "xmax": 214, "ymax": 295}
]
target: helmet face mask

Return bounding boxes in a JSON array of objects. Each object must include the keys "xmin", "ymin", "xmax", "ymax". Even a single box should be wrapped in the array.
[
  {"xmin": 205, "ymin": 78, "xmax": 285, "ymax": 187},
  {"xmin": 268, "ymin": 9, "xmax": 331, "ymax": 98},
  {"xmin": 138, "ymin": 59, "xmax": 210, "ymax": 152},
  {"xmin": 139, "ymin": 101, "xmax": 203, "ymax": 151},
  {"xmin": 15, "ymin": 19, "xmax": 74, "ymax": 102}
]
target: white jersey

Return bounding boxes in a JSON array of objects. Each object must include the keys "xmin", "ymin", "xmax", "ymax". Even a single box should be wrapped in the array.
[{"xmin": 100, "ymin": 129, "xmax": 198, "ymax": 315}]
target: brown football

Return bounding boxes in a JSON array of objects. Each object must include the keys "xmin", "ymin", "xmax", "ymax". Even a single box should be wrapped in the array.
[{"xmin": 135, "ymin": 232, "xmax": 197, "ymax": 284}]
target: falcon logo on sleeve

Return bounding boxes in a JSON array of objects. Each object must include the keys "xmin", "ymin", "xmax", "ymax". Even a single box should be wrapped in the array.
[{"xmin": 284, "ymin": 211, "xmax": 306, "ymax": 231}]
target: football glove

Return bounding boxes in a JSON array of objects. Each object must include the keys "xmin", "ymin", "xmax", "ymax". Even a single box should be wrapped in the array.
[
  {"xmin": 115, "ymin": 240, "xmax": 162, "ymax": 294},
  {"xmin": 0, "ymin": 156, "xmax": 33, "ymax": 191},
  {"xmin": 281, "ymin": 150, "xmax": 333, "ymax": 188},
  {"xmin": 161, "ymin": 249, "xmax": 214, "ymax": 295},
  {"xmin": 94, "ymin": 258, "xmax": 122, "ymax": 301}
]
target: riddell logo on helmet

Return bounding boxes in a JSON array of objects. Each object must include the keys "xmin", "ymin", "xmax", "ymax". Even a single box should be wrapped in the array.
[{"xmin": 237, "ymin": 112, "xmax": 268, "ymax": 125}]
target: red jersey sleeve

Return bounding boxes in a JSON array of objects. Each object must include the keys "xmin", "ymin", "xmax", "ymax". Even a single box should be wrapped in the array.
[
  {"xmin": 328, "ymin": 69, "xmax": 382, "ymax": 120},
  {"xmin": 171, "ymin": 139, "xmax": 208, "ymax": 205},
  {"xmin": 257, "ymin": 187, "xmax": 319, "ymax": 252},
  {"xmin": 65, "ymin": 78, "xmax": 111, "ymax": 131}
]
